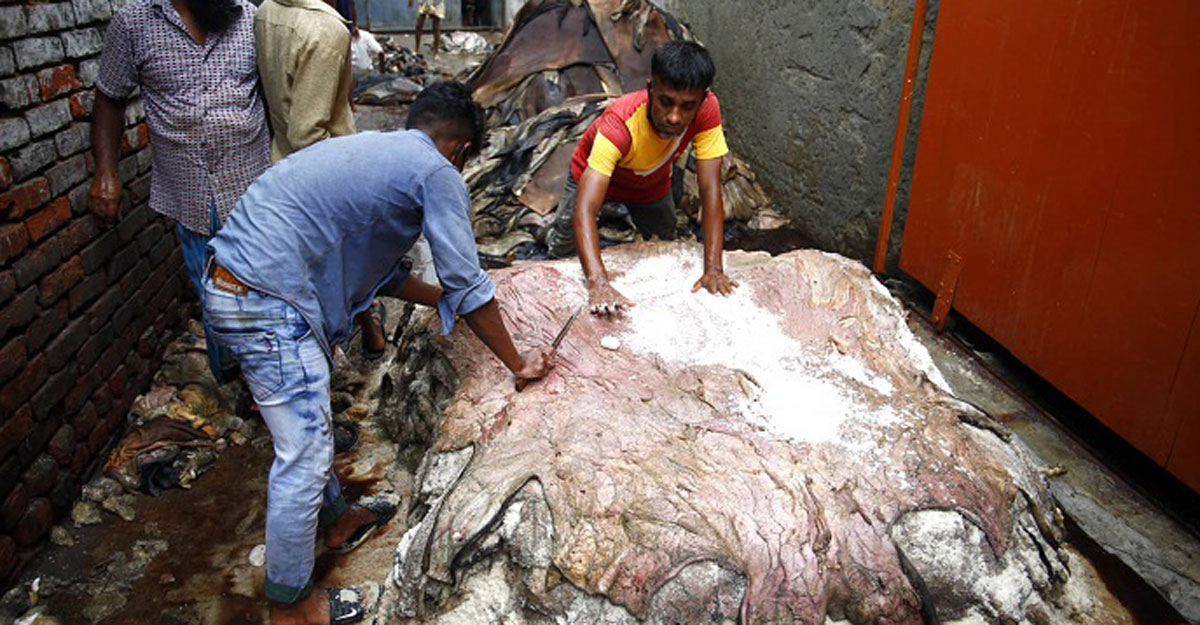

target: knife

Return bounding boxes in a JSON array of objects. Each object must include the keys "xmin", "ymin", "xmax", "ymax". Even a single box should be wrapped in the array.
[{"xmin": 516, "ymin": 306, "xmax": 581, "ymax": 391}]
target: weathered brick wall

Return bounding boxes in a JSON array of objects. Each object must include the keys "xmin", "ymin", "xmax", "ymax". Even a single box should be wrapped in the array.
[{"xmin": 0, "ymin": 0, "xmax": 188, "ymax": 580}]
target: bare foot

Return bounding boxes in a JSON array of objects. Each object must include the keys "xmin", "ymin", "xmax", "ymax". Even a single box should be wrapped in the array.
[
  {"xmin": 269, "ymin": 590, "xmax": 329, "ymax": 625},
  {"xmin": 324, "ymin": 504, "xmax": 377, "ymax": 549},
  {"xmin": 354, "ymin": 308, "xmax": 386, "ymax": 356}
]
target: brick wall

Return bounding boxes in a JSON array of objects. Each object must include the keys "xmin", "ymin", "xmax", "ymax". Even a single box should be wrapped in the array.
[{"xmin": 0, "ymin": 0, "xmax": 188, "ymax": 580}]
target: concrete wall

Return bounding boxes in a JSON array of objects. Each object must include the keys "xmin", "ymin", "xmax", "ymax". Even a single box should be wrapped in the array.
[
  {"xmin": 657, "ymin": 0, "xmax": 938, "ymax": 268},
  {"xmin": 0, "ymin": 0, "xmax": 187, "ymax": 581}
]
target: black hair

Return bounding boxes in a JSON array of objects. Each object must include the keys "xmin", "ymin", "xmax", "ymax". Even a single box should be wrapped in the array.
[
  {"xmin": 405, "ymin": 81, "xmax": 486, "ymax": 157},
  {"xmin": 650, "ymin": 41, "xmax": 716, "ymax": 91}
]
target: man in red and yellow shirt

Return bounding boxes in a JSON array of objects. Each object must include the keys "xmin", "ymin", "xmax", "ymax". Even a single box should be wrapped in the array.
[{"xmin": 545, "ymin": 41, "xmax": 739, "ymax": 315}]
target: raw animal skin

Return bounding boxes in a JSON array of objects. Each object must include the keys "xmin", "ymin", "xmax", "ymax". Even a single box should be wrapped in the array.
[{"xmin": 383, "ymin": 243, "xmax": 1125, "ymax": 623}]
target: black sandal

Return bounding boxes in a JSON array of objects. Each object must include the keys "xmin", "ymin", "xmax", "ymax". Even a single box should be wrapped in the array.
[
  {"xmin": 331, "ymin": 500, "xmax": 397, "ymax": 554},
  {"xmin": 326, "ymin": 586, "xmax": 365, "ymax": 624}
]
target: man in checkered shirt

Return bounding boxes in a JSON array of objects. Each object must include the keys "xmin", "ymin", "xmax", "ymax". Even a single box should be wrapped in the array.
[{"xmin": 89, "ymin": 0, "xmax": 270, "ymax": 299}]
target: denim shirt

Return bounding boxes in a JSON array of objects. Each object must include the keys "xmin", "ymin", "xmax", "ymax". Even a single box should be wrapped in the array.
[{"xmin": 209, "ymin": 129, "xmax": 495, "ymax": 358}]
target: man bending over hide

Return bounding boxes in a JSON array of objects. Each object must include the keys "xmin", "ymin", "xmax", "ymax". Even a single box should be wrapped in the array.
[
  {"xmin": 204, "ymin": 82, "xmax": 552, "ymax": 625},
  {"xmin": 544, "ymin": 41, "xmax": 739, "ymax": 315}
]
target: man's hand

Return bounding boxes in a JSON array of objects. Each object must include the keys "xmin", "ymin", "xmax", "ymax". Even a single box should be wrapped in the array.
[
  {"xmin": 514, "ymin": 347, "xmax": 553, "ymax": 391},
  {"xmin": 88, "ymin": 172, "xmax": 124, "ymax": 226},
  {"xmin": 587, "ymin": 282, "xmax": 635, "ymax": 316},
  {"xmin": 692, "ymin": 270, "xmax": 738, "ymax": 296}
]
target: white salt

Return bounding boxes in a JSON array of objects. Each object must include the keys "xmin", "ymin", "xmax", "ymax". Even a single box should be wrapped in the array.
[
  {"xmin": 606, "ymin": 248, "xmax": 904, "ymax": 449},
  {"xmin": 600, "ymin": 336, "xmax": 621, "ymax": 351}
]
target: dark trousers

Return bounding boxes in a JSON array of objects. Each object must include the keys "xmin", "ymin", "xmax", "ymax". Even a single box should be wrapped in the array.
[{"xmin": 544, "ymin": 174, "xmax": 677, "ymax": 258}]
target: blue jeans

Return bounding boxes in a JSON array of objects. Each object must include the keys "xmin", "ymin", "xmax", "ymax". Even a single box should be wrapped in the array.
[
  {"xmin": 177, "ymin": 205, "xmax": 237, "ymax": 381},
  {"xmin": 202, "ymin": 276, "xmax": 347, "ymax": 604}
]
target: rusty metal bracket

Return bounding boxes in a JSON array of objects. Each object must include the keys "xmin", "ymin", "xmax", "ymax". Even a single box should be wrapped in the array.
[{"xmin": 930, "ymin": 250, "xmax": 963, "ymax": 331}]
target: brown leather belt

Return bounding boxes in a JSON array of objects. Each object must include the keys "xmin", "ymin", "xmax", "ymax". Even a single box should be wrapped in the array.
[{"xmin": 211, "ymin": 264, "xmax": 248, "ymax": 296}]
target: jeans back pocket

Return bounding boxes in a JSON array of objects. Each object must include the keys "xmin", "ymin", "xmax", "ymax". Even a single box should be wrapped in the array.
[{"xmin": 219, "ymin": 328, "xmax": 285, "ymax": 400}]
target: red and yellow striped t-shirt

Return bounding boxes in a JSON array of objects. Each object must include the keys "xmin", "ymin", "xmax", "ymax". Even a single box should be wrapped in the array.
[{"xmin": 570, "ymin": 89, "xmax": 728, "ymax": 203}]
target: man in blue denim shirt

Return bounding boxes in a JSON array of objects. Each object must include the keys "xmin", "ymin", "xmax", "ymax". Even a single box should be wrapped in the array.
[{"xmin": 205, "ymin": 82, "xmax": 552, "ymax": 625}]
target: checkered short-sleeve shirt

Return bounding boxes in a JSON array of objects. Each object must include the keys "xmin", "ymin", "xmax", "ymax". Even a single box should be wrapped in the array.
[{"xmin": 96, "ymin": 0, "xmax": 270, "ymax": 235}]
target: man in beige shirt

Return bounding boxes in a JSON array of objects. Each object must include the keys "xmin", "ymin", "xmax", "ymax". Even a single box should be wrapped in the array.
[
  {"xmin": 254, "ymin": 0, "xmax": 356, "ymax": 162},
  {"xmin": 255, "ymin": 0, "xmax": 389, "ymax": 360}
]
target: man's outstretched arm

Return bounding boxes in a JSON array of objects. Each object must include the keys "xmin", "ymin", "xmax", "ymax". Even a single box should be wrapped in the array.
[
  {"xmin": 391, "ymin": 273, "xmax": 441, "ymax": 307},
  {"xmin": 575, "ymin": 167, "xmax": 635, "ymax": 316},
  {"xmin": 463, "ymin": 299, "xmax": 550, "ymax": 384},
  {"xmin": 692, "ymin": 157, "xmax": 738, "ymax": 295}
]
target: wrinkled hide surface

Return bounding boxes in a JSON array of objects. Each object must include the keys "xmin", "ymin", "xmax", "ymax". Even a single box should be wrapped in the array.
[{"xmin": 383, "ymin": 243, "xmax": 1125, "ymax": 623}]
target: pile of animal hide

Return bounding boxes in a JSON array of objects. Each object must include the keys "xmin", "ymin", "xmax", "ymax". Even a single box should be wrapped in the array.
[
  {"xmin": 441, "ymin": 31, "xmax": 492, "ymax": 56},
  {"xmin": 461, "ymin": 0, "xmax": 786, "ymax": 263},
  {"xmin": 468, "ymin": 0, "xmax": 688, "ymax": 127},
  {"xmin": 374, "ymin": 242, "xmax": 1128, "ymax": 624},
  {"xmin": 103, "ymin": 322, "xmax": 255, "ymax": 495},
  {"xmin": 353, "ymin": 39, "xmax": 435, "ymax": 106},
  {"xmin": 380, "ymin": 38, "xmax": 432, "ymax": 79}
]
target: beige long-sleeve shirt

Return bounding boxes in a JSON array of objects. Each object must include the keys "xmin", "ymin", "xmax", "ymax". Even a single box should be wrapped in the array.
[{"xmin": 254, "ymin": 0, "xmax": 356, "ymax": 162}]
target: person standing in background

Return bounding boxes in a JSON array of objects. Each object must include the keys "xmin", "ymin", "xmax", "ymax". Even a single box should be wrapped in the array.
[
  {"xmin": 90, "ymin": 0, "xmax": 270, "ymax": 300},
  {"xmin": 254, "ymin": 0, "xmax": 389, "ymax": 359},
  {"xmin": 410, "ymin": 0, "xmax": 443, "ymax": 61}
]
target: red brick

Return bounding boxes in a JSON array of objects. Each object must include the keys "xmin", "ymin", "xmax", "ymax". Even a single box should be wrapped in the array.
[
  {"xmin": 68, "ymin": 271, "xmax": 105, "ymax": 313},
  {"xmin": 107, "ymin": 364, "xmax": 127, "ymax": 398},
  {"xmin": 56, "ymin": 215, "xmax": 97, "ymax": 256},
  {"xmin": 21, "ymin": 454, "xmax": 57, "ymax": 496},
  {"xmin": 86, "ymin": 421, "xmax": 109, "ymax": 456},
  {"xmin": 96, "ymin": 329, "xmax": 133, "ymax": 379},
  {"xmin": 90, "ymin": 384, "xmax": 111, "ymax": 421},
  {"xmin": 0, "ymin": 356, "xmax": 46, "ymax": 417},
  {"xmin": 0, "ymin": 177, "xmax": 50, "ymax": 220},
  {"xmin": 119, "ymin": 123, "xmax": 149, "ymax": 155},
  {"xmin": 70, "ymin": 446, "xmax": 88, "ymax": 476},
  {"xmin": 24, "ymin": 299, "xmax": 67, "ymax": 352},
  {"xmin": 38, "ymin": 254, "xmax": 83, "ymax": 305},
  {"xmin": 0, "ymin": 287, "xmax": 38, "ymax": 339},
  {"xmin": 0, "ymin": 405, "xmax": 34, "ymax": 459},
  {"xmin": 61, "ymin": 364, "xmax": 98, "ymax": 414},
  {"xmin": 68, "ymin": 91, "xmax": 93, "ymax": 121},
  {"xmin": 36, "ymin": 65, "xmax": 81, "ymax": 100},
  {"xmin": 19, "ymin": 416, "xmax": 62, "ymax": 467},
  {"xmin": 0, "ymin": 272, "xmax": 13, "ymax": 307},
  {"xmin": 1, "ymin": 483, "xmax": 27, "ymax": 530},
  {"xmin": 72, "ymin": 401, "xmax": 97, "ymax": 441},
  {"xmin": 0, "ymin": 157, "xmax": 10, "ymax": 191},
  {"xmin": 76, "ymin": 323, "xmax": 111, "ymax": 369},
  {"xmin": 13, "ymin": 238, "xmax": 63, "ymax": 291},
  {"xmin": 46, "ymin": 425, "xmax": 74, "ymax": 465},
  {"xmin": 0, "ymin": 224, "xmax": 30, "ymax": 264},
  {"xmin": 0, "ymin": 536, "xmax": 14, "ymax": 579},
  {"xmin": 0, "ymin": 337, "xmax": 25, "ymax": 386},
  {"xmin": 14, "ymin": 497, "xmax": 52, "ymax": 546},
  {"xmin": 23, "ymin": 197, "xmax": 70, "ymax": 242},
  {"xmin": 30, "ymin": 365, "xmax": 76, "ymax": 421}
]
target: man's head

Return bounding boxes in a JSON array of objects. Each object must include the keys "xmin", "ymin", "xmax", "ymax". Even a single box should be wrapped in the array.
[
  {"xmin": 182, "ymin": 0, "xmax": 243, "ymax": 33},
  {"xmin": 406, "ymin": 81, "xmax": 485, "ymax": 171},
  {"xmin": 646, "ymin": 41, "xmax": 716, "ymax": 139}
]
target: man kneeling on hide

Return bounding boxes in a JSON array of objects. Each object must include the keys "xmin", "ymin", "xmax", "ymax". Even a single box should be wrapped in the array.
[
  {"xmin": 204, "ymin": 82, "xmax": 553, "ymax": 625},
  {"xmin": 544, "ymin": 41, "xmax": 739, "ymax": 315}
]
